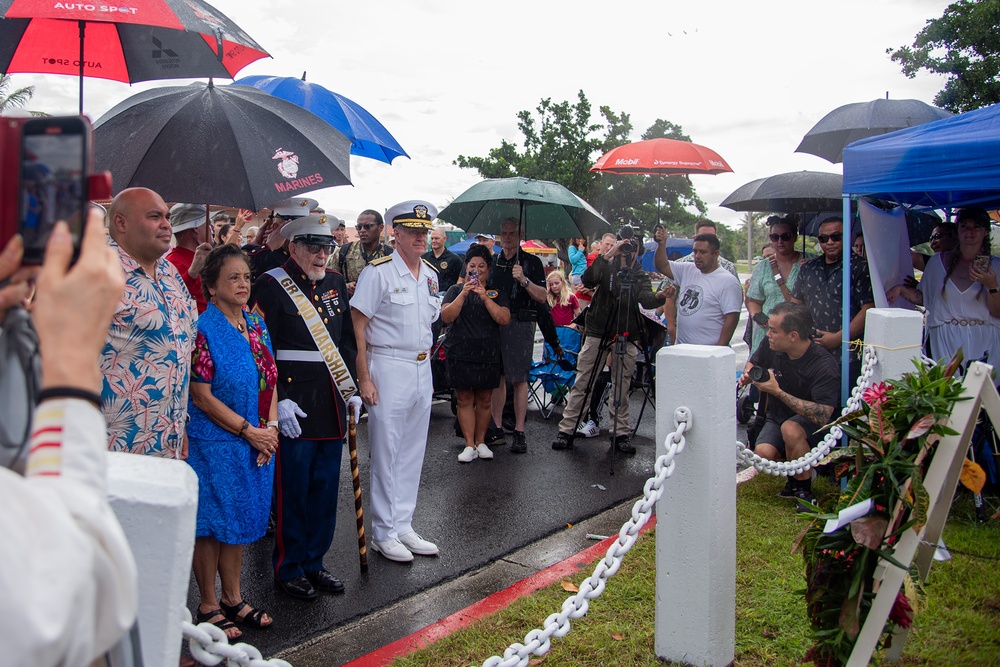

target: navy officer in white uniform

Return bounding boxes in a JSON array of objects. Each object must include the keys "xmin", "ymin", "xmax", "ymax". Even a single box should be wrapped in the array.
[{"xmin": 351, "ymin": 200, "xmax": 441, "ymax": 563}]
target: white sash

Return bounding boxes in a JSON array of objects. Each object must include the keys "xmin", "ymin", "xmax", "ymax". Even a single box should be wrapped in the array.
[{"xmin": 265, "ymin": 267, "xmax": 357, "ymax": 403}]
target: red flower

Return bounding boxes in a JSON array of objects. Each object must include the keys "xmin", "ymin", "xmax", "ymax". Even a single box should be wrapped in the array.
[
  {"xmin": 889, "ymin": 591, "xmax": 913, "ymax": 629},
  {"xmin": 862, "ymin": 382, "xmax": 891, "ymax": 406}
]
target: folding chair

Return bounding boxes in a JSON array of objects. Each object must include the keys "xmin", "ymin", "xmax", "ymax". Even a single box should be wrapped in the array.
[{"xmin": 528, "ymin": 326, "xmax": 582, "ymax": 418}]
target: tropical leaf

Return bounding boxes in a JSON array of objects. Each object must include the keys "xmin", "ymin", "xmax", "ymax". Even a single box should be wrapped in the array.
[
  {"xmin": 839, "ymin": 585, "xmax": 864, "ymax": 639},
  {"xmin": 960, "ymin": 459, "xmax": 987, "ymax": 494},
  {"xmin": 904, "ymin": 414, "xmax": 936, "ymax": 440},
  {"xmin": 850, "ymin": 515, "xmax": 889, "ymax": 550},
  {"xmin": 911, "ymin": 471, "xmax": 930, "ymax": 533}
]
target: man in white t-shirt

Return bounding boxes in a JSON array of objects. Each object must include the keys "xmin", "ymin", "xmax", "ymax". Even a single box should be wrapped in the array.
[{"xmin": 655, "ymin": 232, "xmax": 743, "ymax": 345}]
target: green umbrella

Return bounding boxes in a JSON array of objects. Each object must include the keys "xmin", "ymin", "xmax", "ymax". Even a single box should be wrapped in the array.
[{"xmin": 438, "ymin": 177, "xmax": 610, "ymax": 239}]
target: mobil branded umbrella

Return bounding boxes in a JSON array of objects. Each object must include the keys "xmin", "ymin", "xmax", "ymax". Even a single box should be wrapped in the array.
[
  {"xmin": 93, "ymin": 80, "xmax": 351, "ymax": 212},
  {"xmin": 795, "ymin": 98, "xmax": 952, "ymax": 163},
  {"xmin": 720, "ymin": 171, "xmax": 843, "ymax": 214},
  {"xmin": 233, "ymin": 74, "xmax": 408, "ymax": 164},
  {"xmin": 520, "ymin": 239, "xmax": 556, "ymax": 254},
  {"xmin": 0, "ymin": 0, "xmax": 269, "ymax": 112},
  {"xmin": 590, "ymin": 137, "xmax": 733, "ymax": 176},
  {"xmin": 437, "ymin": 177, "xmax": 610, "ymax": 239}
]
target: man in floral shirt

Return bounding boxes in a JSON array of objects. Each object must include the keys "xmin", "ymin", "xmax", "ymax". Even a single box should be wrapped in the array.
[{"xmin": 100, "ymin": 187, "xmax": 197, "ymax": 459}]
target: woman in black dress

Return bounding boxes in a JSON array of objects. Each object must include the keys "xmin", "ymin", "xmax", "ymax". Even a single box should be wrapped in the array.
[{"xmin": 440, "ymin": 244, "xmax": 511, "ymax": 462}]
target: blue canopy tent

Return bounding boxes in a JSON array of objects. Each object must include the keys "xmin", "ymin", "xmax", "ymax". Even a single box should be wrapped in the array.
[
  {"xmin": 446, "ymin": 237, "xmax": 501, "ymax": 255},
  {"xmin": 840, "ymin": 102, "xmax": 1000, "ymax": 401}
]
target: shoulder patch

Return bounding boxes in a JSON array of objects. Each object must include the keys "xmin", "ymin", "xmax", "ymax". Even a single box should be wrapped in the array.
[
  {"xmin": 370, "ymin": 255, "xmax": 393, "ymax": 267},
  {"xmin": 486, "ymin": 290, "xmax": 499, "ymax": 299},
  {"xmin": 421, "ymin": 258, "xmax": 440, "ymax": 272}
]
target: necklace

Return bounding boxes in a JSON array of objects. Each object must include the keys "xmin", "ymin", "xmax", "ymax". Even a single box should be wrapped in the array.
[{"xmin": 223, "ymin": 312, "xmax": 246, "ymax": 333}]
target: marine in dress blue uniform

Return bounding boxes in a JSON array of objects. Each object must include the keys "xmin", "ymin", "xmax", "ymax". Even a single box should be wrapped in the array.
[
  {"xmin": 245, "ymin": 197, "xmax": 318, "ymax": 282},
  {"xmin": 248, "ymin": 212, "xmax": 360, "ymax": 600},
  {"xmin": 351, "ymin": 200, "xmax": 442, "ymax": 563}
]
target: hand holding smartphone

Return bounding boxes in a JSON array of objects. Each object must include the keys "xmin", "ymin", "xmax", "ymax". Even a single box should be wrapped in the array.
[
  {"xmin": 467, "ymin": 268, "xmax": 478, "ymax": 285},
  {"xmin": 974, "ymin": 255, "xmax": 990, "ymax": 273}
]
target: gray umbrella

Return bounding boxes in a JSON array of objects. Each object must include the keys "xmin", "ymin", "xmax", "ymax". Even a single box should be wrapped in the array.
[
  {"xmin": 795, "ymin": 98, "xmax": 952, "ymax": 163},
  {"xmin": 720, "ymin": 170, "xmax": 843, "ymax": 214}
]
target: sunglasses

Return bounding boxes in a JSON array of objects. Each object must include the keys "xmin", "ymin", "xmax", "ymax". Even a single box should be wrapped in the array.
[
  {"xmin": 769, "ymin": 232, "xmax": 793, "ymax": 242},
  {"xmin": 929, "ymin": 233, "xmax": 944, "ymax": 241},
  {"xmin": 297, "ymin": 242, "xmax": 335, "ymax": 254},
  {"xmin": 817, "ymin": 232, "xmax": 843, "ymax": 243},
  {"xmin": 357, "ymin": 223, "xmax": 380, "ymax": 231}
]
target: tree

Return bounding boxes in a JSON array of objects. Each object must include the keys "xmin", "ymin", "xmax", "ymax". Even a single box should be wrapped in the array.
[
  {"xmin": 888, "ymin": 0, "xmax": 1000, "ymax": 113},
  {"xmin": 737, "ymin": 211, "xmax": 769, "ymax": 264},
  {"xmin": 455, "ymin": 90, "xmax": 707, "ymax": 242},
  {"xmin": 0, "ymin": 75, "xmax": 45, "ymax": 115}
]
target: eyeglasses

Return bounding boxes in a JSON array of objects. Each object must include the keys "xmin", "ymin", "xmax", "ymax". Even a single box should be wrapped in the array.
[
  {"xmin": 817, "ymin": 232, "xmax": 843, "ymax": 243},
  {"xmin": 297, "ymin": 242, "xmax": 335, "ymax": 255},
  {"xmin": 929, "ymin": 233, "xmax": 944, "ymax": 241},
  {"xmin": 769, "ymin": 232, "xmax": 793, "ymax": 242},
  {"xmin": 357, "ymin": 223, "xmax": 380, "ymax": 231}
]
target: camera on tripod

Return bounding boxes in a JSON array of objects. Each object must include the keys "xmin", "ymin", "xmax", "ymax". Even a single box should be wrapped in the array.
[{"xmin": 617, "ymin": 224, "xmax": 638, "ymax": 254}]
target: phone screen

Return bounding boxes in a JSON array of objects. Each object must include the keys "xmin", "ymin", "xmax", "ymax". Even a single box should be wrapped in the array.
[{"xmin": 19, "ymin": 118, "xmax": 88, "ymax": 264}]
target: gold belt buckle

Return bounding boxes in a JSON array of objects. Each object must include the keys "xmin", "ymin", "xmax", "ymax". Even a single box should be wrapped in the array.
[{"xmin": 417, "ymin": 352, "xmax": 428, "ymax": 361}]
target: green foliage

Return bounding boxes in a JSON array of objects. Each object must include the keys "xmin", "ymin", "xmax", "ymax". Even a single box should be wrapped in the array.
[
  {"xmin": 888, "ymin": 0, "xmax": 1000, "ymax": 113},
  {"xmin": 801, "ymin": 357, "xmax": 967, "ymax": 666},
  {"xmin": 454, "ymin": 90, "xmax": 707, "ymax": 242}
]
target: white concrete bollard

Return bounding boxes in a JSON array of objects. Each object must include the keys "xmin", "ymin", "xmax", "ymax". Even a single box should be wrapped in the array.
[
  {"xmin": 655, "ymin": 344, "xmax": 736, "ymax": 667},
  {"xmin": 863, "ymin": 308, "xmax": 924, "ymax": 385},
  {"xmin": 107, "ymin": 452, "xmax": 198, "ymax": 667}
]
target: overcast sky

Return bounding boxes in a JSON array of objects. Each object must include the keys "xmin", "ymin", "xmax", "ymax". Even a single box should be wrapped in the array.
[{"xmin": 12, "ymin": 0, "xmax": 953, "ymax": 231}]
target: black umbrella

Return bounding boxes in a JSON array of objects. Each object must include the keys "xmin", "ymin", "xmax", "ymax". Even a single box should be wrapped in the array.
[
  {"xmin": 720, "ymin": 170, "xmax": 843, "ymax": 214},
  {"xmin": 803, "ymin": 202, "xmax": 940, "ymax": 245},
  {"xmin": 94, "ymin": 81, "xmax": 351, "ymax": 211},
  {"xmin": 795, "ymin": 98, "xmax": 952, "ymax": 164}
]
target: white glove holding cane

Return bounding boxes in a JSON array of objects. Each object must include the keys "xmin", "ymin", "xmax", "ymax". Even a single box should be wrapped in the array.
[
  {"xmin": 347, "ymin": 395, "xmax": 363, "ymax": 423},
  {"xmin": 277, "ymin": 399, "xmax": 307, "ymax": 439}
]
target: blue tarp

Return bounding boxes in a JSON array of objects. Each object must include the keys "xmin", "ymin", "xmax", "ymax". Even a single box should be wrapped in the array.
[
  {"xmin": 843, "ymin": 102, "xmax": 1000, "ymax": 210},
  {"xmin": 446, "ymin": 238, "xmax": 501, "ymax": 255}
]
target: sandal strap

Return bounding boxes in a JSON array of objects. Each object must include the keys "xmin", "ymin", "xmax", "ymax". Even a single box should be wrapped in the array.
[
  {"xmin": 195, "ymin": 609, "xmax": 237, "ymax": 632},
  {"xmin": 220, "ymin": 600, "xmax": 248, "ymax": 618},
  {"xmin": 221, "ymin": 599, "xmax": 270, "ymax": 627}
]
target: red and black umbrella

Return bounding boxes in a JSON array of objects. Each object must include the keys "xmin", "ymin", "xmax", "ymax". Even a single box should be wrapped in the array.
[{"xmin": 0, "ymin": 0, "xmax": 269, "ymax": 112}]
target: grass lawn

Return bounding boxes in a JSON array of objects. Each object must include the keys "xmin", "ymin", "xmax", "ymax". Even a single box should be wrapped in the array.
[{"xmin": 391, "ymin": 474, "xmax": 1000, "ymax": 667}]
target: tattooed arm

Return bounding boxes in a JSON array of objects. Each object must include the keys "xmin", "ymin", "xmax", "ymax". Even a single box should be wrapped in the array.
[{"xmin": 753, "ymin": 369, "xmax": 834, "ymax": 426}]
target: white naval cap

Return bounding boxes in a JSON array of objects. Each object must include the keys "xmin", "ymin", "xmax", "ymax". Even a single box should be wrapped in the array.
[
  {"xmin": 271, "ymin": 196, "xmax": 319, "ymax": 218},
  {"xmin": 281, "ymin": 212, "xmax": 335, "ymax": 241},
  {"xmin": 385, "ymin": 200, "xmax": 438, "ymax": 229}
]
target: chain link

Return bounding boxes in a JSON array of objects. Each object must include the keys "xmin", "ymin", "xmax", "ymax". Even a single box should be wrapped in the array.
[
  {"xmin": 478, "ymin": 409, "xmax": 690, "ymax": 667},
  {"xmin": 181, "ymin": 608, "xmax": 293, "ymax": 667},
  {"xmin": 736, "ymin": 345, "xmax": 878, "ymax": 476}
]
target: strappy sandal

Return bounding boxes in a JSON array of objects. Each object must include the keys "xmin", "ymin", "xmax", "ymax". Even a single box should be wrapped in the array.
[
  {"xmin": 195, "ymin": 608, "xmax": 242, "ymax": 639},
  {"xmin": 220, "ymin": 599, "xmax": 273, "ymax": 628}
]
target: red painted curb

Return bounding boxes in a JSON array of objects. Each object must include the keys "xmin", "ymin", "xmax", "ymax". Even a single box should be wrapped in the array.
[{"xmin": 343, "ymin": 514, "xmax": 658, "ymax": 667}]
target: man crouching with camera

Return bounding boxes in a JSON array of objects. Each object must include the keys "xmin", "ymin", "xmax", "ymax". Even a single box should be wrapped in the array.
[
  {"xmin": 0, "ymin": 211, "xmax": 138, "ymax": 666},
  {"xmin": 551, "ymin": 226, "xmax": 666, "ymax": 454},
  {"xmin": 739, "ymin": 302, "xmax": 840, "ymax": 511}
]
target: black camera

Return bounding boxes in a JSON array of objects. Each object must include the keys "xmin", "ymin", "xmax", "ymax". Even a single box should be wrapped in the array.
[
  {"xmin": 617, "ymin": 225, "xmax": 639, "ymax": 254},
  {"xmin": 748, "ymin": 365, "xmax": 770, "ymax": 383}
]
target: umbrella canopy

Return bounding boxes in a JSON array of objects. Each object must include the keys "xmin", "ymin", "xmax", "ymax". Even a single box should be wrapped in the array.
[
  {"xmin": 520, "ymin": 240, "xmax": 556, "ymax": 254},
  {"xmin": 0, "ymin": 0, "xmax": 269, "ymax": 112},
  {"xmin": 590, "ymin": 137, "xmax": 733, "ymax": 176},
  {"xmin": 641, "ymin": 238, "xmax": 692, "ymax": 271},
  {"xmin": 438, "ymin": 177, "xmax": 610, "ymax": 239},
  {"xmin": 720, "ymin": 171, "xmax": 843, "ymax": 214},
  {"xmin": 233, "ymin": 74, "xmax": 408, "ymax": 164},
  {"xmin": 802, "ymin": 205, "xmax": 940, "ymax": 245},
  {"xmin": 94, "ymin": 80, "xmax": 351, "ymax": 211},
  {"xmin": 796, "ymin": 98, "xmax": 952, "ymax": 163},
  {"xmin": 446, "ymin": 238, "xmax": 500, "ymax": 255}
]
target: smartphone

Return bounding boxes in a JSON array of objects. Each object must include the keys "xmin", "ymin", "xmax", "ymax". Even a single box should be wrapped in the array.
[
  {"xmin": 467, "ymin": 269, "xmax": 478, "ymax": 284},
  {"xmin": 974, "ymin": 255, "xmax": 990, "ymax": 272},
  {"xmin": 19, "ymin": 117, "xmax": 91, "ymax": 265}
]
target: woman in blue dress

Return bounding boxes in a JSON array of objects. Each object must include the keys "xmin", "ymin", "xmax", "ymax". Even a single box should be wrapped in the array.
[{"xmin": 187, "ymin": 245, "xmax": 279, "ymax": 638}]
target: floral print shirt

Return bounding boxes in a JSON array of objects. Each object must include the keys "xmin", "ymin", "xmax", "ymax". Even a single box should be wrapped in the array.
[{"xmin": 100, "ymin": 240, "xmax": 197, "ymax": 458}]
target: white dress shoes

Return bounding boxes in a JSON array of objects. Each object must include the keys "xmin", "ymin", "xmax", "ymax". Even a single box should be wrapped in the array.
[
  {"xmin": 371, "ymin": 538, "xmax": 414, "ymax": 563},
  {"xmin": 399, "ymin": 531, "xmax": 439, "ymax": 556}
]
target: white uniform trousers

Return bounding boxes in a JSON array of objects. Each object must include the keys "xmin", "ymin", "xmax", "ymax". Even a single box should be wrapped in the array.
[{"xmin": 367, "ymin": 352, "xmax": 433, "ymax": 542}]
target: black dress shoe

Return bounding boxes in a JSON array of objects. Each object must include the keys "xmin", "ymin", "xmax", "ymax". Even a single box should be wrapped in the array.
[
  {"xmin": 277, "ymin": 575, "xmax": 318, "ymax": 600},
  {"xmin": 305, "ymin": 570, "xmax": 345, "ymax": 594}
]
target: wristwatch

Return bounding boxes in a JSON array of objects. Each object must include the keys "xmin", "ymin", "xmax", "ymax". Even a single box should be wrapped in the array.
[
  {"xmin": 990, "ymin": 287, "xmax": 999, "ymax": 294},
  {"xmin": 774, "ymin": 275, "xmax": 784, "ymax": 285}
]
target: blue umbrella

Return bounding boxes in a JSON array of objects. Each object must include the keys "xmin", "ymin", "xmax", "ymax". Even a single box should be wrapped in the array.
[
  {"xmin": 447, "ymin": 238, "xmax": 501, "ymax": 255},
  {"xmin": 232, "ymin": 73, "xmax": 408, "ymax": 164}
]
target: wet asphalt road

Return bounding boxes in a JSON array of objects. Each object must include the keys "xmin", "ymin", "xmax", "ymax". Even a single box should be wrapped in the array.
[{"xmin": 185, "ymin": 387, "xmax": 670, "ymax": 661}]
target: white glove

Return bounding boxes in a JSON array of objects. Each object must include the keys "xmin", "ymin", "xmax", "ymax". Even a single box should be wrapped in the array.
[
  {"xmin": 277, "ymin": 399, "xmax": 307, "ymax": 439},
  {"xmin": 347, "ymin": 395, "xmax": 363, "ymax": 422}
]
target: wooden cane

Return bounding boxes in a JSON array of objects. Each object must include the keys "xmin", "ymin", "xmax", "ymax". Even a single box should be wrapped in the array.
[{"xmin": 348, "ymin": 412, "xmax": 368, "ymax": 572}]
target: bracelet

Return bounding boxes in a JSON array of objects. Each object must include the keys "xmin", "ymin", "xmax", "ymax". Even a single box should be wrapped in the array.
[
  {"xmin": 266, "ymin": 420, "xmax": 279, "ymax": 430},
  {"xmin": 238, "ymin": 420, "xmax": 250, "ymax": 437},
  {"xmin": 36, "ymin": 386, "xmax": 102, "ymax": 408}
]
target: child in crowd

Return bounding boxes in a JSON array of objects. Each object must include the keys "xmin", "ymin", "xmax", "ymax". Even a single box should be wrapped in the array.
[{"xmin": 546, "ymin": 271, "xmax": 581, "ymax": 327}]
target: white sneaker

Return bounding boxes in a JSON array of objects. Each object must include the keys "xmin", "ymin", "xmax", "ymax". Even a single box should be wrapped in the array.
[
  {"xmin": 476, "ymin": 443, "xmax": 494, "ymax": 459},
  {"xmin": 371, "ymin": 538, "xmax": 414, "ymax": 562},
  {"xmin": 576, "ymin": 420, "xmax": 599, "ymax": 438},
  {"xmin": 458, "ymin": 446, "xmax": 478, "ymax": 463},
  {"xmin": 399, "ymin": 531, "xmax": 439, "ymax": 556}
]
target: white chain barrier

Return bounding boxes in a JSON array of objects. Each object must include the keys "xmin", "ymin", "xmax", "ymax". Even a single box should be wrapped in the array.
[
  {"xmin": 736, "ymin": 345, "xmax": 878, "ymax": 476},
  {"xmin": 478, "ymin": 408, "xmax": 691, "ymax": 667},
  {"xmin": 181, "ymin": 608, "xmax": 293, "ymax": 667}
]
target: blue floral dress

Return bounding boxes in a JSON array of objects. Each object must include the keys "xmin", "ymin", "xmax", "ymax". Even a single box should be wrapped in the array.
[{"xmin": 187, "ymin": 304, "xmax": 277, "ymax": 545}]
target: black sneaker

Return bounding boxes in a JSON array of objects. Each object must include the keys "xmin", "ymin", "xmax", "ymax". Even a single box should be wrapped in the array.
[
  {"xmin": 793, "ymin": 488, "xmax": 817, "ymax": 513},
  {"xmin": 614, "ymin": 435, "xmax": 636, "ymax": 455},
  {"xmin": 551, "ymin": 432, "xmax": 574, "ymax": 451},
  {"xmin": 511, "ymin": 430, "xmax": 527, "ymax": 453},
  {"xmin": 485, "ymin": 426, "xmax": 506, "ymax": 446},
  {"xmin": 778, "ymin": 478, "xmax": 796, "ymax": 498}
]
